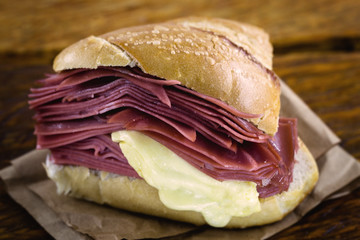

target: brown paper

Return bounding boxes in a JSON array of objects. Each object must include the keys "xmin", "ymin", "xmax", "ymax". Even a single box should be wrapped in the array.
[
  {"xmin": 29, "ymin": 180, "xmax": 197, "ymax": 240},
  {"xmin": 280, "ymin": 81, "xmax": 340, "ymax": 158},
  {"xmin": 1, "ymin": 81, "xmax": 360, "ymax": 240},
  {"xmin": 0, "ymin": 150, "xmax": 91, "ymax": 240}
]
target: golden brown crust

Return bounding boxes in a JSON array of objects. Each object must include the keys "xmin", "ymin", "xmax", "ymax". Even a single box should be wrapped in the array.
[
  {"xmin": 45, "ymin": 138, "xmax": 318, "ymax": 228},
  {"xmin": 53, "ymin": 36, "xmax": 133, "ymax": 71},
  {"xmin": 168, "ymin": 16, "xmax": 274, "ymax": 70},
  {"xmin": 53, "ymin": 17, "xmax": 280, "ymax": 135}
]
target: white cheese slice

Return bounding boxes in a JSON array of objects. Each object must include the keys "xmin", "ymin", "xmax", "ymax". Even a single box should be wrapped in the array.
[{"xmin": 112, "ymin": 130, "xmax": 260, "ymax": 227}]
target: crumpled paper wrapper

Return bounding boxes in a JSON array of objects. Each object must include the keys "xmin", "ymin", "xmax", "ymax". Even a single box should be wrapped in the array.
[{"xmin": 1, "ymin": 81, "xmax": 360, "ymax": 240}]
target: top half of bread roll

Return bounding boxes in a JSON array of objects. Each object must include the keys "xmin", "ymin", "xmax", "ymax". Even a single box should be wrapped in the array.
[{"xmin": 53, "ymin": 16, "xmax": 280, "ymax": 135}]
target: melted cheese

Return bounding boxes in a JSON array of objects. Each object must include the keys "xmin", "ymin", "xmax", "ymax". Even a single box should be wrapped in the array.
[{"xmin": 111, "ymin": 130, "xmax": 260, "ymax": 227}]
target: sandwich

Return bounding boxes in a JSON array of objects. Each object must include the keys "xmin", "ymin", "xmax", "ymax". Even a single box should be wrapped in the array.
[{"xmin": 29, "ymin": 17, "xmax": 318, "ymax": 228}]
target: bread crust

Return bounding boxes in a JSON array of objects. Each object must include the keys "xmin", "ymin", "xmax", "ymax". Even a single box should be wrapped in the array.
[
  {"xmin": 53, "ymin": 17, "xmax": 280, "ymax": 135},
  {"xmin": 44, "ymin": 138, "xmax": 318, "ymax": 228}
]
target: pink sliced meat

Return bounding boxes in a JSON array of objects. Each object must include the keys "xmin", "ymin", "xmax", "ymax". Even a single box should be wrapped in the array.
[
  {"xmin": 51, "ymin": 135, "xmax": 139, "ymax": 178},
  {"xmin": 30, "ymin": 69, "xmax": 268, "ymax": 148},
  {"xmin": 58, "ymin": 68, "xmax": 180, "ymax": 107},
  {"xmin": 29, "ymin": 66, "xmax": 298, "ymax": 198}
]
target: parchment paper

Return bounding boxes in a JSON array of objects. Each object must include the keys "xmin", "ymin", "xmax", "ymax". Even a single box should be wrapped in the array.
[{"xmin": 1, "ymin": 81, "xmax": 360, "ymax": 240}]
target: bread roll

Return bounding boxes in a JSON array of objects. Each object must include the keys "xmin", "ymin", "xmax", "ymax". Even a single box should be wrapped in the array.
[
  {"xmin": 53, "ymin": 16, "xmax": 279, "ymax": 135},
  {"xmin": 44, "ymin": 139, "xmax": 318, "ymax": 228},
  {"xmin": 34, "ymin": 17, "xmax": 318, "ymax": 228}
]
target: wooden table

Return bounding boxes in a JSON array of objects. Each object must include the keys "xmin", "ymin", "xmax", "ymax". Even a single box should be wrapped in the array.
[{"xmin": 1, "ymin": 0, "xmax": 359, "ymax": 239}]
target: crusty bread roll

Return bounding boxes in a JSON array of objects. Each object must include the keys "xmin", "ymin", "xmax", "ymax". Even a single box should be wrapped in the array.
[
  {"xmin": 45, "ymin": 139, "xmax": 318, "ymax": 228},
  {"xmin": 38, "ymin": 17, "xmax": 318, "ymax": 228},
  {"xmin": 53, "ymin": 16, "xmax": 279, "ymax": 135}
]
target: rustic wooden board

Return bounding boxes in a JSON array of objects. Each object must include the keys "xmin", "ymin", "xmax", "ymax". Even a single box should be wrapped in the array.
[
  {"xmin": 1, "ymin": 0, "xmax": 359, "ymax": 239},
  {"xmin": 1, "ymin": 0, "xmax": 360, "ymax": 54}
]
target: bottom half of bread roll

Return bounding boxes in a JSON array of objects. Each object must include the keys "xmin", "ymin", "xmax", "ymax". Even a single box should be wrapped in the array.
[{"xmin": 44, "ymin": 134, "xmax": 318, "ymax": 229}]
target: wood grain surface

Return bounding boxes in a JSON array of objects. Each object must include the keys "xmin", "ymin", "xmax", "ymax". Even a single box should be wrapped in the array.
[{"xmin": 1, "ymin": 0, "xmax": 359, "ymax": 239}]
